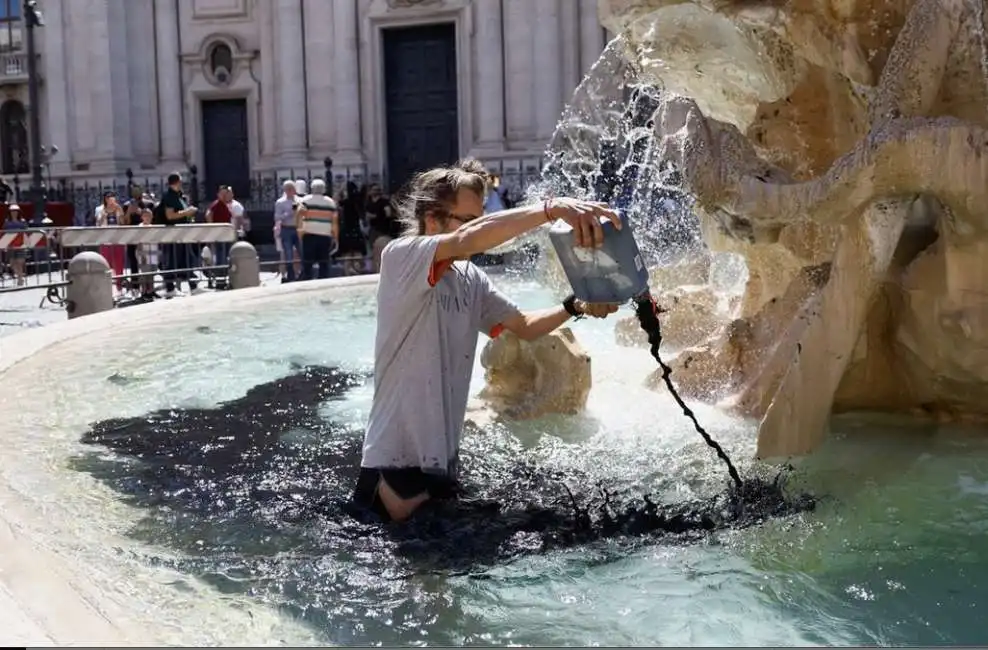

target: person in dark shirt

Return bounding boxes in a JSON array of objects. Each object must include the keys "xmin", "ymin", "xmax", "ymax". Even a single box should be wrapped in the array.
[
  {"xmin": 365, "ymin": 184, "xmax": 398, "ymax": 272},
  {"xmin": 123, "ymin": 198, "xmax": 143, "ymax": 293},
  {"xmin": 159, "ymin": 172, "xmax": 201, "ymax": 297},
  {"xmin": 365, "ymin": 184, "xmax": 398, "ymax": 239},
  {"xmin": 337, "ymin": 181, "xmax": 368, "ymax": 274}
]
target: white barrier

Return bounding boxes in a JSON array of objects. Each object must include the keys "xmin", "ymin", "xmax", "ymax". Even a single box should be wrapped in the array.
[{"xmin": 59, "ymin": 224, "xmax": 237, "ymax": 248}]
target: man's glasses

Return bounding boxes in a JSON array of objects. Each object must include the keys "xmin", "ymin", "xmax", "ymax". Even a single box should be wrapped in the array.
[{"xmin": 445, "ymin": 212, "xmax": 480, "ymax": 225}]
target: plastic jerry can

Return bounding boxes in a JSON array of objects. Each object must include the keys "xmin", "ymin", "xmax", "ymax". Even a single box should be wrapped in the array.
[{"xmin": 548, "ymin": 214, "xmax": 650, "ymax": 304}]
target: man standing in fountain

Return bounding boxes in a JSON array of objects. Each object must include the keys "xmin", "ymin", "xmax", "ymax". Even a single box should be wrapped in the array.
[{"xmin": 353, "ymin": 158, "xmax": 621, "ymax": 522}]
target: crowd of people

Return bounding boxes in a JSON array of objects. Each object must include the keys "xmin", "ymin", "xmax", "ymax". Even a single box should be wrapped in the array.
[
  {"xmin": 1, "ymin": 169, "xmax": 513, "ymax": 296},
  {"xmin": 273, "ymin": 178, "xmax": 405, "ymax": 281},
  {"xmin": 1, "ymin": 201, "xmax": 56, "ymax": 287}
]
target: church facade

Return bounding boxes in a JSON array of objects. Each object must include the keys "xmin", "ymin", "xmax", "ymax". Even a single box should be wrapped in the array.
[{"xmin": 2, "ymin": 0, "xmax": 607, "ymax": 198}]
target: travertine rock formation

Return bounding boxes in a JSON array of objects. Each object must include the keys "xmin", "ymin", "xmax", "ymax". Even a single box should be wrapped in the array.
[
  {"xmin": 600, "ymin": 0, "xmax": 988, "ymax": 457},
  {"xmin": 615, "ymin": 284, "xmax": 727, "ymax": 349},
  {"xmin": 478, "ymin": 328, "xmax": 592, "ymax": 420}
]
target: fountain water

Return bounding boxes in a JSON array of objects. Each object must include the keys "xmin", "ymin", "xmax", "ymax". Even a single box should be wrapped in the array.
[{"xmin": 5, "ymin": 276, "xmax": 988, "ymax": 646}]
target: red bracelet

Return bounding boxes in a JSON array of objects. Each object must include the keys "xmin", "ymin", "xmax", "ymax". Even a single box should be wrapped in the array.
[{"xmin": 543, "ymin": 198, "xmax": 553, "ymax": 222}]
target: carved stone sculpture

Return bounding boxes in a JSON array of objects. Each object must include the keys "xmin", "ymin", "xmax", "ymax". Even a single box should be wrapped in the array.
[{"xmin": 599, "ymin": 0, "xmax": 988, "ymax": 457}]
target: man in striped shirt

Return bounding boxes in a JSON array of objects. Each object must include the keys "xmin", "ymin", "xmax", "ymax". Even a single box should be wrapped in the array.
[{"xmin": 296, "ymin": 178, "xmax": 340, "ymax": 280}]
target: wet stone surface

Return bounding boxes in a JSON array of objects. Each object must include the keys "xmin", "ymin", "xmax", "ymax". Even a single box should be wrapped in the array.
[{"xmin": 74, "ymin": 364, "xmax": 816, "ymax": 644}]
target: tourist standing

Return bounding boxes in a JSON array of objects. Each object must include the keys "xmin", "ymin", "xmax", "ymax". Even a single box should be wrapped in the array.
[
  {"xmin": 297, "ymin": 179, "xmax": 339, "ymax": 281},
  {"xmin": 206, "ymin": 185, "xmax": 233, "ymax": 267},
  {"xmin": 93, "ymin": 190, "xmax": 112, "ymax": 227},
  {"xmin": 273, "ymin": 180, "xmax": 302, "ymax": 282},
  {"xmin": 136, "ymin": 202, "xmax": 160, "ymax": 299},
  {"xmin": 337, "ymin": 181, "xmax": 368, "ymax": 275},
  {"xmin": 96, "ymin": 193, "xmax": 127, "ymax": 292},
  {"xmin": 228, "ymin": 188, "xmax": 249, "ymax": 239},
  {"xmin": 157, "ymin": 172, "xmax": 201, "ymax": 298},
  {"xmin": 365, "ymin": 184, "xmax": 397, "ymax": 273},
  {"xmin": 124, "ymin": 197, "xmax": 143, "ymax": 294},
  {"xmin": 2, "ymin": 204, "xmax": 26, "ymax": 285},
  {"xmin": 483, "ymin": 176, "xmax": 506, "ymax": 214}
]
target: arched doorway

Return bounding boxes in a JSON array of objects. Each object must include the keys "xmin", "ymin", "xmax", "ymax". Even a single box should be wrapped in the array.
[{"xmin": 0, "ymin": 99, "xmax": 28, "ymax": 175}]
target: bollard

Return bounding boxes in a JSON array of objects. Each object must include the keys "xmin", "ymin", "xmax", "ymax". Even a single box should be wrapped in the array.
[
  {"xmin": 228, "ymin": 241, "xmax": 261, "ymax": 290},
  {"xmin": 66, "ymin": 252, "xmax": 113, "ymax": 319}
]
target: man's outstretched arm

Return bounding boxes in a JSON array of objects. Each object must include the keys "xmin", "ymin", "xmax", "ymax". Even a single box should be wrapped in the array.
[
  {"xmin": 502, "ymin": 301, "xmax": 618, "ymax": 341},
  {"xmin": 434, "ymin": 198, "xmax": 620, "ymax": 263}
]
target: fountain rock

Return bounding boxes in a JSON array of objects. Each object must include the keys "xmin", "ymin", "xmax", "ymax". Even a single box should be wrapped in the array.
[
  {"xmin": 616, "ymin": 284, "xmax": 726, "ymax": 350},
  {"xmin": 648, "ymin": 258, "xmax": 711, "ymax": 290},
  {"xmin": 601, "ymin": 0, "xmax": 988, "ymax": 457},
  {"xmin": 478, "ymin": 328, "xmax": 592, "ymax": 419}
]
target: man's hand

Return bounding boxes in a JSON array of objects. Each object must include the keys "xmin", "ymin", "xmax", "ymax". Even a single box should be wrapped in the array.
[
  {"xmin": 548, "ymin": 198, "xmax": 621, "ymax": 248},
  {"xmin": 576, "ymin": 300, "xmax": 619, "ymax": 318}
]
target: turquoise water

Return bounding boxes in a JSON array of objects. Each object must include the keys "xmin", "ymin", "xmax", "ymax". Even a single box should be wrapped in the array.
[{"xmin": 3, "ymin": 275, "xmax": 988, "ymax": 645}]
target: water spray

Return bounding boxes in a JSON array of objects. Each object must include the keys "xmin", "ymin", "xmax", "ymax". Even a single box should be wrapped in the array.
[{"xmin": 549, "ymin": 212, "xmax": 745, "ymax": 494}]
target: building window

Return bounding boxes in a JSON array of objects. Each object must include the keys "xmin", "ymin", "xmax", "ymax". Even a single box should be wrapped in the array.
[
  {"xmin": 0, "ymin": 0, "xmax": 21, "ymax": 53},
  {"xmin": 208, "ymin": 42, "xmax": 234, "ymax": 85},
  {"xmin": 0, "ymin": 99, "xmax": 28, "ymax": 174}
]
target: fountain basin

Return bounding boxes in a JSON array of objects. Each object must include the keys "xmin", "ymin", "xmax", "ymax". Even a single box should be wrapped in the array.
[
  {"xmin": 0, "ymin": 278, "xmax": 378, "ymax": 645},
  {"xmin": 2, "ymin": 273, "xmax": 988, "ymax": 645}
]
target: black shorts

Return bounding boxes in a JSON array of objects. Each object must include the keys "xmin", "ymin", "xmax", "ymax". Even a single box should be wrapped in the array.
[{"xmin": 351, "ymin": 467, "xmax": 458, "ymax": 522}]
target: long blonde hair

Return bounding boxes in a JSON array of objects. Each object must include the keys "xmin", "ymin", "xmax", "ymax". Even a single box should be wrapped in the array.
[{"xmin": 395, "ymin": 158, "xmax": 489, "ymax": 236}]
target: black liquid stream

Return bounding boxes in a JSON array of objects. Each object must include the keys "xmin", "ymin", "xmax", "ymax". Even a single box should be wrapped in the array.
[
  {"xmin": 633, "ymin": 292, "xmax": 744, "ymax": 490},
  {"xmin": 632, "ymin": 291, "xmax": 814, "ymax": 520}
]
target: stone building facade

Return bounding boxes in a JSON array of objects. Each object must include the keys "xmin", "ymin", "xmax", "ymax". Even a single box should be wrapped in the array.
[{"xmin": 3, "ymin": 0, "xmax": 607, "ymax": 195}]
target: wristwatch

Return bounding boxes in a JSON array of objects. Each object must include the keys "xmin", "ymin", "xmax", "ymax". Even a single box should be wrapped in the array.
[{"xmin": 563, "ymin": 294, "xmax": 584, "ymax": 320}]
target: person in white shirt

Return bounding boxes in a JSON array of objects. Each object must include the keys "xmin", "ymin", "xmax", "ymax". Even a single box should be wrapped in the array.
[
  {"xmin": 274, "ymin": 180, "xmax": 304, "ymax": 282},
  {"xmin": 228, "ymin": 188, "xmax": 248, "ymax": 237},
  {"xmin": 135, "ymin": 201, "xmax": 160, "ymax": 299},
  {"xmin": 93, "ymin": 190, "xmax": 114, "ymax": 226}
]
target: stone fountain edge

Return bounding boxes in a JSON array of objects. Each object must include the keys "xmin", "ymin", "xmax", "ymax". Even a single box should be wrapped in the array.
[{"xmin": 0, "ymin": 275, "xmax": 383, "ymax": 646}]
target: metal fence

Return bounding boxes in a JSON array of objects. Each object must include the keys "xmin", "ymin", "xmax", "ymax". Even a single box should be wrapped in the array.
[
  {"xmin": 25, "ymin": 156, "xmax": 547, "ymax": 238},
  {"xmin": 0, "ymin": 157, "xmax": 548, "ymax": 308},
  {"xmin": 0, "ymin": 224, "xmax": 268, "ymax": 308}
]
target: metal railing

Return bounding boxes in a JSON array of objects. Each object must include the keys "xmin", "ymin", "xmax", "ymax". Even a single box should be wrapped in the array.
[
  {"xmin": 0, "ymin": 224, "xmax": 249, "ymax": 307},
  {"xmin": 22, "ymin": 156, "xmax": 547, "ymax": 230},
  {"xmin": 0, "ymin": 222, "xmax": 385, "ymax": 312}
]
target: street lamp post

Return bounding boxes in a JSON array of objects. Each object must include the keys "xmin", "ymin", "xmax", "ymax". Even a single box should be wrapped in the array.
[{"xmin": 23, "ymin": 0, "xmax": 44, "ymax": 223}]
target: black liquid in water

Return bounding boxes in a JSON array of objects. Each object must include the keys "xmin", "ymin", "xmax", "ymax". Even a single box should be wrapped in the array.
[{"xmin": 74, "ymin": 364, "xmax": 814, "ymax": 644}]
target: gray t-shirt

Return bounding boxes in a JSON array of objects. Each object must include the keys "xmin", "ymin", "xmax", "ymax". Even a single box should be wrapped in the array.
[{"xmin": 361, "ymin": 235, "xmax": 521, "ymax": 476}]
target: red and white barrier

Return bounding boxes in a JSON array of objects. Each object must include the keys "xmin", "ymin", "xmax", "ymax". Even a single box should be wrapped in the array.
[
  {"xmin": 58, "ymin": 224, "xmax": 237, "ymax": 248},
  {"xmin": 0, "ymin": 230, "xmax": 48, "ymax": 250}
]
